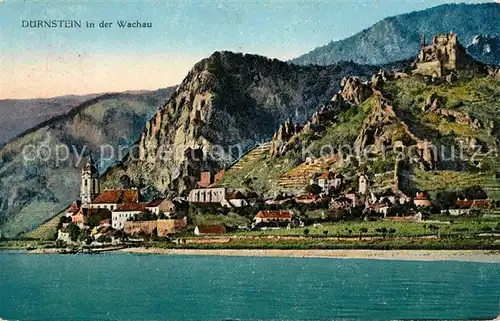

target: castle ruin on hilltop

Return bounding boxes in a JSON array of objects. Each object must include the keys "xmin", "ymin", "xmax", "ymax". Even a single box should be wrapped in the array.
[{"xmin": 412, "ymin": 33, "xmax": 472, "ymax": 77}]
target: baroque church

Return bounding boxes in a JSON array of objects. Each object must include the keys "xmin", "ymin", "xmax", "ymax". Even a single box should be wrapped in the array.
[{"xmin": 66, "ymin": 156, "xmax": 140, "ymax": 220}]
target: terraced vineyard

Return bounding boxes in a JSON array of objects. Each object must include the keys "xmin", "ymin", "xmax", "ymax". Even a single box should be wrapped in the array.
[
  {"xmin": 277, "ymin": 155, "xmax": 340, "ymax": 190},
  {"xmin": 227, "ymin": 143, "xmax": 272, "ymax": 172}
]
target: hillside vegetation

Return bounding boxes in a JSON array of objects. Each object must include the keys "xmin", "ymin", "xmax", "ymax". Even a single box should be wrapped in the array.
[{"xmin": 0, "ymin": 89, "xmax": 175, "ymax": 237}]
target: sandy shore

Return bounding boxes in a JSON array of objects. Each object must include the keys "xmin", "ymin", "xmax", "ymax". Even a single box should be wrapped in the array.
[{"xmin": 119, "ymin": 248, "xmax": 500, "ymax": 263}]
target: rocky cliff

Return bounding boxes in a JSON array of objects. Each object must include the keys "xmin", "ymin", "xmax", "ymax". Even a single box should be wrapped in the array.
[
  {"xmin": 218, "ymin": 37, "xmax": 500, "ymax": 197},
  {"xmin": 102, "ymin": 51, "xmax": 379, "ymax": 196}
]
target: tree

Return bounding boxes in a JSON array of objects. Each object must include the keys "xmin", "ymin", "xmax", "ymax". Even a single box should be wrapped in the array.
[
  {"xmin": 120, "ymin": 175, "xmax": 132, "ymax": 189},
  {"xmin": 460, "ymin": 186, "xmax": 487, "ymax": 200},
  {"xmin": 305, "ymin": 184, "xmax": 322, "ymax": 196},
  {"xmin": 359, "ymin": 227, "xmax": 368, "ymax": 240},
  {"xmin": 68, "ymin": 223, "xmax": 80, "ymax": 242},
  {"xmin": 87, "ymin": 215, "xmax": 101, "ymax": 228},
  {"xmin": 435, "ymin": 191, "xmax": 458, "ymax": 210},
  {"xmin": 151, "ymin": 228, "xmax": 158, "ymax": 241}
]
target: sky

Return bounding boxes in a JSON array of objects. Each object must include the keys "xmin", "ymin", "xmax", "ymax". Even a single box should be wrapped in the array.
[{"xmin": 0, "ymin": 0, "xmax": 493, "ymax": 99}]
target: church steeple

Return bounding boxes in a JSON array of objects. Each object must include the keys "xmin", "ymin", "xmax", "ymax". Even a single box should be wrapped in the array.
[{"xmin": 81, "ymin": 156, "xmax": 99, "ymax": 205}]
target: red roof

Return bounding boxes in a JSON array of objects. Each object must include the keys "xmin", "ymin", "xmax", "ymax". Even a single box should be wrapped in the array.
[
  {"xmin": 319, "ymin": 172, "xmax": 333, "ymax": 179},
  {"xmin": 196, "ymin": 225, "xmax": 226, "ymax": 234},
  {"xmin": 471, "ymin": 199, "xmax": 492, "ymax": 208},
  {"xmin": 146, "ymin": 199, "xmax": 167, "ymax": 207},
  {"xmin": 296, "ymin": 194, "xmax": 317, "ymax": 200},
  {"xmin": 456, "ymin": 200, "xmax": 473, "ymax": 208},
  {"xmin": 114, "ymin": 203, "xmax": 147, "ymax": 212},
  {"xmin": 415, "ymin": 192, "xmax": 428, "ymax": 200},
  {"xmin": 255, "ymin": 210, "xmax": 292, "ymax": 219},
  {"xmin": 93, "ymin": 189, "xmax": 139, "ymax": 204},
  {"xmin": 67, "ymin": 200, "xmax": 81, "ymax": 214}
]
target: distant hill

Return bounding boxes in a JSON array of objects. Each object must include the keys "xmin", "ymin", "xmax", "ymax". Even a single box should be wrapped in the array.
[
  {"xmin": 0, "ymin": 94, "xmax": 100, "ymax": 147},
  {"xmin": 291, "ymin": 3, "xmax": 500, "ymax": 66},
  {"xmin": 0, "ymin": 87, "xmax": 175, "ymax": 237}
]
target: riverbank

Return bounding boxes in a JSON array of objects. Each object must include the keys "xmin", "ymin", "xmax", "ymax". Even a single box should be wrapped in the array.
[{"xmin": 119, "ymin": 247, "xmax": 500, "ymax": 263}]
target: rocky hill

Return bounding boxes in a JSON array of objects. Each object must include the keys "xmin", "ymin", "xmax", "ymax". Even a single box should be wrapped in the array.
[
  {"xmin": 101, "ymin": 51, "xmax": 381, "ymax": 197},
  {"xmin": 0, "ymin": 88, "xmax": 175, "ymax": 237},
  {"xmin": 219, "ymin": 37, "xmax": 500, "ymax": 200},
  {"xmin": 292, "ymin": 3, "xmax": 500, "ymax": 66}
]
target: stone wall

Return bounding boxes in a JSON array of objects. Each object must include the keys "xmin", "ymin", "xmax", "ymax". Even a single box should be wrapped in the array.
[
  {"xmin": 124, "ymin": 221, "xmax": 157, "ymax": 235},
  {"xmin": 157, "ymin": 218, "xmax": 187, "ymax": 236},
  {"xmin": 124, "ymin": 218, "xmax": 187, "ymax": 237}
]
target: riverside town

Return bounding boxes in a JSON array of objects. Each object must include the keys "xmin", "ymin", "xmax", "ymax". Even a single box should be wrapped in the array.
[
  {"xmin": 2, "ymin": 2, "xmax": 500, "ymax": 320},
  {"xmin": 4, "ymin": 33, "xmax": 500, "ymax": 254}
]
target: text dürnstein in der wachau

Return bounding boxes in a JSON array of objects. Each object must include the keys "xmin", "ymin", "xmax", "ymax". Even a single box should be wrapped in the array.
[{"xmin": 21, "ymin": 20, "xmax": 153, "ymax": 28}]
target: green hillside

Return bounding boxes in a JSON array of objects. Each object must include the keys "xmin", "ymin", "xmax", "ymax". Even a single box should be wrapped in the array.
[{"xmin": 0, "ymin": 89, "xmax": 175, "ymax": 237}]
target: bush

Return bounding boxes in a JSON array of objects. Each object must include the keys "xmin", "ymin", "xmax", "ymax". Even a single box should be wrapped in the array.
[{"xmin": 305, "ymin": 184, "xmax": 322, "ymax": 195}]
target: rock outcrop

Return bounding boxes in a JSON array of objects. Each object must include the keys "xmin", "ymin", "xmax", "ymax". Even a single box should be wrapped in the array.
[
  {"xmin": 355, "ymin": 92, "xmax": 438, "ymax": 170},
  {"xmin": 339, "ymin": 77, "xmax": 373, "ymax": 105},
  {"xmin": 269, "ymin": 119, "xmax": 300, "ymax": 157},
  {"xmin": 103, "ymin": 51, "xmax": 379, "ymax": 195}
]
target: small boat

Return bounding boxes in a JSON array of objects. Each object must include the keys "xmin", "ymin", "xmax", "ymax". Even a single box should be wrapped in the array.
[{"xmin": 59, "ymin": 248, "xmax": 79, "ymax": 254}]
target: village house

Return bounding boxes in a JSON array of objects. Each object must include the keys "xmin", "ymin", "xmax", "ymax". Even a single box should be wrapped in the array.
[
  {"xmin": 194, "ymin": 225, "xmax": 226, "ymax": 236},
  {"xmin": 317, "ymin": 171, "xmax": 343, "ymax": 191},
  {"xmin": 226, "ymin": 190, "xmax": 252, "ymax": 207},
  {"xmin": 414, "ymin": 192, "xmax": 431, "ymax": 207},
  {"xmin": 145, "ymin": 198, "xmax": 176, "ymax": 216},
  {"xmin": 89, "ymin": 189, "xmax": 140, "ymax": 211},
  {"xmin": 364, "ymin": 202, "xmax": 390, "ymax": 217},
  {"xmin": 111, "ymin": 203, "xmax": 148, "ymax": 230},
  {"xmin": 72, "ymin": 208, "xmax": 112, "ymax": 229},
  {"xmin": 265, "ymin": 192, "xmax": 293, "ymax": 205},
  {"xmin": 345, "ymin": 191, "xmax": 361, "ymax": 207},
  {"xmin": 254, "ymin": 210, "xmax": 293, "ymax": 224},
  {"xmin": 57, "ymin": 227, "xmax": 72, "ymax": 244},
  {"xmin": 330, "ymin": 196, "xmax": 353, "ymax": 210},
  {"xmin": 295, "ymin": 194, "xmax": 318, "ymax": 204},
  {"xmin": 66, "ymin": 200, "xmax": 81, "ymax": 217}
]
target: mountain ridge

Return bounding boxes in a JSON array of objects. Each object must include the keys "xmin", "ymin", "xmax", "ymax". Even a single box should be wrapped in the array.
[
  {"xmin": 292, "ymin": 3, "xmax": 500, "ymax": 66},
  {"xmin": 101, "ymin": 51, "xmax": 383, "ymax": 198}
]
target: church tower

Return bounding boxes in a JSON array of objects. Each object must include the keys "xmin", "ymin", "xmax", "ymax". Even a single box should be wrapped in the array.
[{"xmin": 81, "ymin": 156, "xmax": 99, "ymax": 205}]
